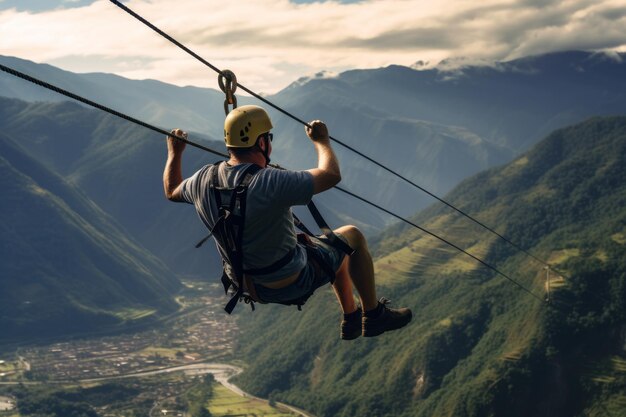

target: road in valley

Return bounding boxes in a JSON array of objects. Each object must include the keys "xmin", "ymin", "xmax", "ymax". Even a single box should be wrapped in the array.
[
  {"xmin": 83, "ymin": 363, "xmax": 316, "ymax": 417},
  {"xmin": 1, "ymin": 362, "xmax": 316, "ymax": 417}
]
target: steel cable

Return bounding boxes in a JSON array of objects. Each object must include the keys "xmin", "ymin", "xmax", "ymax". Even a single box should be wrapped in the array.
[
  {"xmin": 0, "ymin": 62, "xmax": 545, "ymax": 304},
  {"xmin": 108, "ymin": 0, "xmax": 558, "ymax": 273}
]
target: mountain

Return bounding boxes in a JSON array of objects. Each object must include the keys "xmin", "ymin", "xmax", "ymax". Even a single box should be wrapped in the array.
[
  {"xmin": 231, "ymin": 117, "xmax": 626, "ymax": 417},
  {"xmin": 0, "ymin": 127, "xmax": 181, "ymax": 343},
  {"xmin": 277, "ymin": 51, "xmax": 626, "ymax": 152},
  {"xmin": 0, "ymin": 93, "xmax": 512, "ymax": 281},
  {"xmin": 0, "ymin": 54, "xmax": 518, "ymax": 220},
  {"xmin": 4, "ymin": 51, "xmax": 625, "ymax": 157},
  {"xmin": 1, "ymin": 50, "xmax": 625, "ymax": 346},
  {"xmin": 4, "ymin": 51, "xmax": 625, "ymax": 223},
  {"xmin": 0, "ymin": 96, "xmax": 228, "ymax": 277},
  {"xmin": 0, "ymin": 55, "xmax": 225, "ymax": 137}
]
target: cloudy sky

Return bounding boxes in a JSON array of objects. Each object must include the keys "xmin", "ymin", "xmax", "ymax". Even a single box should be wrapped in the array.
[{"xmin": 1, "ymin": 0, "xmax": 625, "ymax": 93}]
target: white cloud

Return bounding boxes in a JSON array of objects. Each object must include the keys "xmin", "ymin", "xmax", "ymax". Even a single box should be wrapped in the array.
[{"xmin": 0, "ymin": 0, "xmax": 625, "ymax": 93}]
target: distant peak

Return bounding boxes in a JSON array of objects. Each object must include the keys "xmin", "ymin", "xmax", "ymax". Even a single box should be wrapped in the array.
[
  {"xmin": 435, "ymin": 56, "xmax": 498, "ymax": 71},
  {"xmin": 287, "ymin": 70, "xmax": 339, "ymax": 89},
  {"xmin": 410, "ymin": 60, "xmax": 432, "ymax": 70}
]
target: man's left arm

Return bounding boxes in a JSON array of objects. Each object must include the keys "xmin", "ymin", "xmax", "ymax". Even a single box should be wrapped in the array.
[{"xmin": 163, "ymin": 128, "xmax": 187, "ymax": 202}]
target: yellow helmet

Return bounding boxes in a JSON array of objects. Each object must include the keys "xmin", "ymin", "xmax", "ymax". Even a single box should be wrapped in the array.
[{"xmin": 224, "ymin": 105, "xmax": 273, "ymax": 148}]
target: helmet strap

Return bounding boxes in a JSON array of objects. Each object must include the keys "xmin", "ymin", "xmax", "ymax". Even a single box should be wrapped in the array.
[
  {"xmin": 257, "ymin": 136, "xmax": 270, "ymax": 167},
  {"xmin": 261, "ymin": 138, "xmax": 271, "ymax": 166}
]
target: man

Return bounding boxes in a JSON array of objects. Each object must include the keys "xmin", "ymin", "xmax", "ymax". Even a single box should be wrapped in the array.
[{"xmin": 163, "ymin": 105, "xmax": 411, "ymax": 339}]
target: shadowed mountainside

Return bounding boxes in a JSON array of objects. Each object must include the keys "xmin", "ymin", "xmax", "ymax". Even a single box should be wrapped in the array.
[{"xmin": 0, "ymin": 131, "xmax": 181, "ymax": 343}]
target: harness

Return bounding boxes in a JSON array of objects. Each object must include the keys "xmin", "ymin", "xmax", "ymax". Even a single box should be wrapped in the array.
[{"xmin": 198, "ymin": 161, "xmax": 354, "ymax": 314}]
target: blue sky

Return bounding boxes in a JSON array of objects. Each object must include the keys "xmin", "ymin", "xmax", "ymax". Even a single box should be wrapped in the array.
[
  {"xmin": 0, "ymin": 0, "xmax": 362, "ymax": 12},
  {"xmin": 0, "ymin": 0, "xmax": 98, "ymax": 12},
  {"xmin": 1, "ymin": 0, "xmax": 625, "ymax": 93}
]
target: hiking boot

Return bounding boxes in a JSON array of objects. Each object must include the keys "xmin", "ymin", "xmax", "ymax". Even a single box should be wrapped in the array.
[
  {"xmin": 362, "ymin": 298, "xmax": 412, "ymax": 337},
  {"xmin": 341, "ymin": 307, "xmax": 362, "ymax": 340}
]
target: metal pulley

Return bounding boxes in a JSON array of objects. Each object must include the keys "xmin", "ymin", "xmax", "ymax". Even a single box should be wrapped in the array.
[{"xmin": 218, "ymin": 69, "xmax": 238, "ymax": 115}]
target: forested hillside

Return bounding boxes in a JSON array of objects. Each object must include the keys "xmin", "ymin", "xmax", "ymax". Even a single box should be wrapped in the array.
[
  {"xmin": 0, "ymin": 96, "xmax": 227, "ymax": 276},
  {"xmin": 0, "ymin": 131, "xmax": 180, "ymax": 343},
  {"xmin": 233, "ymin": 117, "xmax": 626, "ymax": 417}
]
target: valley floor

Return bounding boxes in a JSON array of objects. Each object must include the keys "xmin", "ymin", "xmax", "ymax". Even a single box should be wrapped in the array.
[{"xmin": 0, "ymin": 280, "xmax": 310, "ymax": 417}]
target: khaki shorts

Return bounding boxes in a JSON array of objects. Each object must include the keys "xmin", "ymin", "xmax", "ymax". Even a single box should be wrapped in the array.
[{"xmin": 254, "ymin": 234, "xmax": 348, "ymax": 305}]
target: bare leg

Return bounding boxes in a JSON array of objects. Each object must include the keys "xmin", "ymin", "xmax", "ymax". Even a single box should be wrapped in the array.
[
  {"xmin": 331, "ymin": 225, "xmax": 378, "ymax": 311},
  {"xmin": 332, "ymin": 257, "xmax": 358, "ymax": 313}
]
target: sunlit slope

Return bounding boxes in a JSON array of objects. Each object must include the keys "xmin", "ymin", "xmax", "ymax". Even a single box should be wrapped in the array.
[
  {"xmin": 0, "ymin": 133, "xmax": 180, "ymax": 343},
  {"xmin": 233, "ymin": 117, "xmax": 625, "ymax": 417}
]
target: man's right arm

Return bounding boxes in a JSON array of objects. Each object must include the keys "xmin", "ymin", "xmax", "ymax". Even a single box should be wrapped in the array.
[
  {"xmin": 163, "ymin": 129, "xmax": 187, "ymax": 202},
  {"xmin": 305, "ymin": 120, "xmax": 341, "ymax": 194}
]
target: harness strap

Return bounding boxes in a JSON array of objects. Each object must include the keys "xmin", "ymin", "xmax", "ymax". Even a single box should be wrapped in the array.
[
  {"xmin": 243, "ymin": 247, "xmax": 296, "ymax": 275},
  {"xmin": 297, "ymin": 233, "xmax": 338, "ymax": 283},
  {"xmin": 225, "ymin": 163, "xmax": 262, "ymax": 313},
  {"xmin": 293, "ymin": 201, "xmax": 355, "ymax": 256},
  {"xmin": 307, "ymin": 201, "xmax": 355, "ymax": 256},
  {"xmin": 201, "ymin": 161, "xmax": 263, "ymax": 314},
  {"xmin": 243, "ymin": 275, "xmax": 262, "ymax": 304},
  {"xmin": 199, "ymin": 162, "xmax": 353, "ymax": 314}
]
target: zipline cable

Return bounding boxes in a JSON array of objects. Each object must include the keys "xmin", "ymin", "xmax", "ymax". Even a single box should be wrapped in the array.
[
  {"xmin": 0, "ymin": 62, "xmax": 545, "ymax": 304},
  {"xmin": 335, "ymin": 186, "xmax": 545, "ymax": 302},
  {"xmin": 108, "ymin": 0, "xmax": 557, "ymax": 272},
  {"xmin": 0, "ymin": 63, "xmax": 227, "ymax": 159}
]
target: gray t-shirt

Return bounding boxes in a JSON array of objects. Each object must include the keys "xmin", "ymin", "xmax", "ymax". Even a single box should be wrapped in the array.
[{"xmin": 180, "ymin": 162, "xmax": 314, "ymax": 284}]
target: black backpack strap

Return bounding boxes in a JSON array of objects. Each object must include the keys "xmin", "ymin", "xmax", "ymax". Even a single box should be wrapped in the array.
[
  {"xmin": 219, "ymin": 163, "xmax": 263, "ymax": 314},
  {"xmin": 193, "ymin": 162, "xmax": 264, "ymax": 314},
  {"xmin": 309, "ymin": 200, "xmax": 355, "ymax": 255},
  {"xmin": 292, "ymin": 212, "xmax": 316, "ymax": 237},
  {"xmin": 195, "ymin": 163, "xmax": 224, "ymax": 248}
]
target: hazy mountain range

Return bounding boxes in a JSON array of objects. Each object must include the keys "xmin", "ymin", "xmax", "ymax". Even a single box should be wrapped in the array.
[{"xmin": 3, "ymin": 50, "xmax": 625, "ymax": 219}]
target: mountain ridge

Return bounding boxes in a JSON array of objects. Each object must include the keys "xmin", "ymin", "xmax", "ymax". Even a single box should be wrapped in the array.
[
  {"xmin": 3, "ymin": 50, "xmax": 625, "ymax": 225},
  {"xmin": 280, "ymin": 50, "xmax": 626, "ymax": 151}
]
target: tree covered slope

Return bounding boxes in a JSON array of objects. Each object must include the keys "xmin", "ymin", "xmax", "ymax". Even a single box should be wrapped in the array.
[
  {"xmin": 232, "ymin": 117, "xmax": 626, "ymax": 417},
  {"xmin": 0, "ymin": 131, "xmax": 180, "ymax": 343},
  {"xmin": 0, "ymin": 96, "xmax": 226, "ymax": 277}
]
